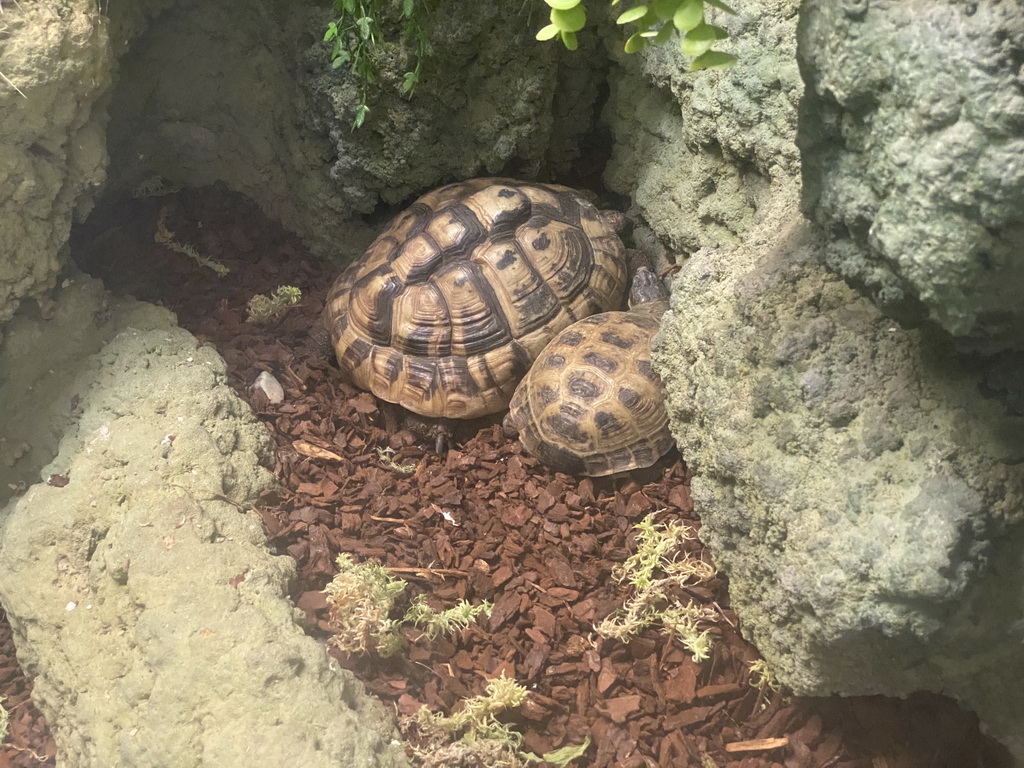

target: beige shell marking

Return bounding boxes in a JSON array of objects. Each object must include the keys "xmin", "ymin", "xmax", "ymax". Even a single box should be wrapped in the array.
[
  {"xmin": 324, "ymin": 178, "xmax": 628, "ymax": 419},
  {"xmin": 504, "ymin": 309, "xmax": 675, "ymax": 477}
]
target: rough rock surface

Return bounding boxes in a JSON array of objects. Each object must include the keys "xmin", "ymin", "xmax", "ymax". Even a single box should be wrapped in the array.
[
  {"xmin": 103, "ymin": 0, "xmax": 369, "ymax": 260},
  {"xmin": 603, "ymin": 0, "xmax": 801, "ymax": 259},
  {"xmin": 798, "ymin": 0, "xmax": 1024, "ymax": 349},
  {"xmin": 103, "ymin": 0, "xmax": 603, "ymax": 261},
  {"xmin": 0, "ymin": 0, "xmax": 110, "ymax": 335},
  {"xmin": 652, "ymin": 183, "xmax": 1024, "ymax": 759},
  {"xmin": 0, "ymin": 276, "xmax": 410, "ymax": 767},
  {"xmin": 299, "ymin": 1, "xmax": 604, "ymax": 213}
]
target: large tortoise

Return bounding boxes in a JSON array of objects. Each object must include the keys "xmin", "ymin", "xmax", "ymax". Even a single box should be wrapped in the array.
[
  {"xmin": 503, "ymin": 266, "xmax": 675, "ymax": 477},
  {"xmin": 323, "ymin": 178, "xmax": 629, "ymax": 443}
]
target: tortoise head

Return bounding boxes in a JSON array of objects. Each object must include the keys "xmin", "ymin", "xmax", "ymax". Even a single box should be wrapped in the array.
[{"xmin": 628, "ymin": 267, "xmax": 670, "ymax": 312}]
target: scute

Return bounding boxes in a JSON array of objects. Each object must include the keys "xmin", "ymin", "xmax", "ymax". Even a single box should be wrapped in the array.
[
  {"xmin": 505, "ymin": 308, "xmax": 674, "ymax": 477},
  {"xmin": 324, "ymin": 178, "xmax": 628, "ymax": 420}
]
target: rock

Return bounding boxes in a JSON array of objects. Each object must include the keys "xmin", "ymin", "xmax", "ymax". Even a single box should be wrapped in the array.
[
  {"xmin": 102, "ymin": 0, "xmax": 604, "ymax": 260},
  {"xmin": 103, "ymin": 0, "xmax": 371, "ymax": 260},
  {"xmin": 0, "ymin": 276, "xmax": 410, "ymax": 767},
  {"xmin": 299, "ymin": 1, "xmax": 605, "ymax": 211},
  {"xmin": 0, "ymin": 0, "xmax": 110, "ymax": 335},
  {"xmin": 652, "ymin": 183, "xmax": 1024, "ymax": 760},
  {"xmin": 798, "ymin": 0, "xmax": 1024, "ymax": 350},
  {"xmin": 603, "ymin": 0, "xmax": 802, "ymax": 261}
]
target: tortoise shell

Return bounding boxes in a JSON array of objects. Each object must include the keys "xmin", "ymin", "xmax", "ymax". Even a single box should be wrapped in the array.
[
  {"xmin": 503, "ymin": 305, "xmax": 674, "ymax": 476},
  {"xmin": 324, "ymin": 178, "xmax": 628, "ymax": 419}
]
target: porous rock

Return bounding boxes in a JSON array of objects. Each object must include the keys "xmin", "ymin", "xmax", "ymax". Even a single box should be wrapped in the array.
[
  {"xmin": 102, "ymin": 0, "xmax": 603, "ymax": 260},
  {"xmin": 0, "ymin": 276, "xmax": 409, "ymax": 767},
  {"xmin": 0, "ymin": 0, "xmax": 110, "ymax": 335},
  {"xmin": 603, "ymin": 0, "xmax": 801, "ymax": 259},
  {"xmin": 103, "ymin": 0, "xmax": 370, "ymax": 260},
  {"xmin": 652, "ymin": 184, "xmax": 1024, "ymax": 759},
  {"xmin": 798, "ymin": 0, "xmax": 1024, "ymax": 349},
  {"xmin": 299, "ymin": 1, "xmax": 604, "ymax": 213}
]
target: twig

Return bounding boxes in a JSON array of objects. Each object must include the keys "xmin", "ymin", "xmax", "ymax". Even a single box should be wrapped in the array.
[
  {"xmin": 384, "ymin": 566, "xmax": 463, "ymax": 578},
  {"xmin": 0, "ymin": 70, "xmax": 26, "ymax": 98},
  {"xmin": 8, "ymin": 743, "xmax": 51, "ymax": 762}
]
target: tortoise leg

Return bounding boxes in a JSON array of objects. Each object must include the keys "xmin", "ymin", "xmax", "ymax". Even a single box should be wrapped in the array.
[
  {"xmin": 380, "ymin": 401, "xmax": 403, "ymax": 434},
  {"xmin": 308, "ymin": 325, "xmax": 335, "ymax": 367},
  {"xmin": 433, "ymin": 421, "xmax": 456, "ymax": 455},
  {"xmin": 402, "ymin": 412, "xmax": 454, "ymax": 454}
]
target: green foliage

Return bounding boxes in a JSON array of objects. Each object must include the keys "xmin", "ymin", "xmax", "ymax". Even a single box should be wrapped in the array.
[
  {"xmin": 324, "ymin": 553, "xmax": 407, "ymax": 656},
  {"xmin": 322, "ymin": 0, "xmax": 735, "ymax": 130},
  {"xmin": 324, "ymin": 0, "xmax": 434, "ymax": 129},
  {"xmin": 246, "ymin": 285, "xmax": 302, "ymax": 324},
  {"xmin": 154, "ymin": 206, "xmax": 229, "ymax": 277},
  {"xmin": 323, "ymin": 553, "xmax": 490, "ymax": 657},
  {"xmin": 595, "ymin": 513, "xmax": 722, "ymax": 662},
  {"xmin": 410, "ymin": 675, "xmax": 591, "ymax": 767},
  {"xmin": 747, "ymin": 658, "xmax": 783, "ymax": 693},
  {"xmin": 375, "ymin": 445, "xmax": 418, "ymax": 473},
  {"xmin": 405, "ymin": 594, "xmax": 493, "ymax": 639},
  {"xmin": 536, "ymin": 0, "xmax": 738, "ymax": 69}
]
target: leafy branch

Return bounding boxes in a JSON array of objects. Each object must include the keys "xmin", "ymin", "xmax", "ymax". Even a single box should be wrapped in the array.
[
  {"xmin": 535, "ymin": 0, "xmax": 738, "ymax": 70},
  {"xmin": 324, "ymin": 0, "xmax": 434, "ymax": 129}
]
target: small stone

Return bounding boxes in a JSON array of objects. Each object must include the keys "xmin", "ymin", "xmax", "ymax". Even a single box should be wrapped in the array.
[{"xmin": 252, "ymin": 371, "xmax": 285, "ymax": 403}]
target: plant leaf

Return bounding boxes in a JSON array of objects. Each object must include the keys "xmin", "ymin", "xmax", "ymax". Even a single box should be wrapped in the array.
[
  {"xmin": 689, "ymin": 49, "xmax": 737, "ymax": 69},
  {"xmin": 324, "ymin": 22, "xmax": 338, "ymax": 42},
  {"xmin": 402, "ymin": 0, "xmax": 415, "ymax": 17},
  {"xmin": 617, "ymin": 5, "xmax": 649, "ymax": 24},
  {"xmin": 673, "ymin": 0, "xmax": 703, "ymax": 31},
  {"xmin": 544, "ymin": 0, "xmax": 581, "ymax": 8},
  {"xmin": 541, "ymin": 738, "xmax": 593, "ymax": 766},
  {"xmin": 401, "ymin": 70, "xmax": 419, "ymax": 94},
  {"xmin": 651, "ymin": 0, "xmax": 681, "ymax": 20},
  {"xmin": 680, "ymin": 22, "xmax": 727, "ymax": 56},
  {"xmin": 652, "ymin": 22, "xmax": 674, "ymax": 43},
  {"xmin": 536, "ymin": 22, "xmax": 561, "ymax": 40},
  {"xmin": 356, "ymin": 16, "xmax": 372, "ymax": 40},
  {"xmin": 560, "ymin": 29, "xmax": 579, "ymax": 50},
  {"xmin": 352, "ymin": 103, "xmax": 369, "ymax": 130},
  {"xmin": 551, "ymin": 5, "xmax": 586, "ymax": 32},
  {"xmin": 623, "ymin": 31, "xmax": 648, "ymax": 53}
]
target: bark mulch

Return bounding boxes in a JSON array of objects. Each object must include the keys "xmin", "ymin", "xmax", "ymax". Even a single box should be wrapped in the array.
[{"xmin": 0, "ymin": 185, "xmax": 1009, "ymax": 767}]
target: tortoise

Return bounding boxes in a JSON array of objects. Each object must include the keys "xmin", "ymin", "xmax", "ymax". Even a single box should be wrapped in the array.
[
  {"xmin": 502, "ymin": 266, "xmax": 675, "ymax": 477},
  {"xmin": 322, "ymin": 178, "xmax": 630, "ymax": 447}
]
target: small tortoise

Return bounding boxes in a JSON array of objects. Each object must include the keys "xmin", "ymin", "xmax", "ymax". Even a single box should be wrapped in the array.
[
  {"xmin": 323, "ymin": 178, "xmax": 629, "ymax": 442},
  {"xmin": 503, "ymin": 266, "xmax": 675, "ymax": 477}
]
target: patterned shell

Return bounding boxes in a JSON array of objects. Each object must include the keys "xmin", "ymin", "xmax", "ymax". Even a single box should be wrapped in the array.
[
  {"xmin": 503, "ymin": 308, "xmax": 674, "ymax": 476},
  {"xmin": 323, "ymin": 178, "xmax": 628, "ymax": 419}
]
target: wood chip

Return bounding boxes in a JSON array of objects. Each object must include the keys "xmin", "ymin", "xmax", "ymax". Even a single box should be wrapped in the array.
[
  {"xmin": 292, "ymin": 440, "xmax": 343, "ymax": 462},
  {"xmin": 724, "ymin": 737, "xmax": 790, "ymax": 753}
]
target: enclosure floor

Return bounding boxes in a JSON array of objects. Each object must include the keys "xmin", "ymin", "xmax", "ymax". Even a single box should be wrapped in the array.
[{"xmin": 0, "ymin": 185, "xmax": 1008, "ymax": 767}]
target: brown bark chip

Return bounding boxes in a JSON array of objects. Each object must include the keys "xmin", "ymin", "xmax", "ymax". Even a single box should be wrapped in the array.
[{"xmin": 1, "ymin": 186, "xmax": 1009, "ymax": 766}]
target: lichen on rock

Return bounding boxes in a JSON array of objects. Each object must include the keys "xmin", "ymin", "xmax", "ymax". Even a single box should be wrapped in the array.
[
  {"xmin": 652, "ymin": 183, "xmax": 1024, "ymax": 760},
  {"xmin": 798, "ymin": 0, "xmax": 1024, "ymax": 350},
  {"xmin": 0, "ymin": 276, "xmax": 410, "ymax": 767},
  {"xmin": 0, "ymin": 0, "xmax": 111, "ymax": 335}
]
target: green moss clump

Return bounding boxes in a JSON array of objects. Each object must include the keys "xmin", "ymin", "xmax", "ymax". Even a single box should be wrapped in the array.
[{"xmin": 245, "ymin": 286, "xmax": 302, "ymax": 324}]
